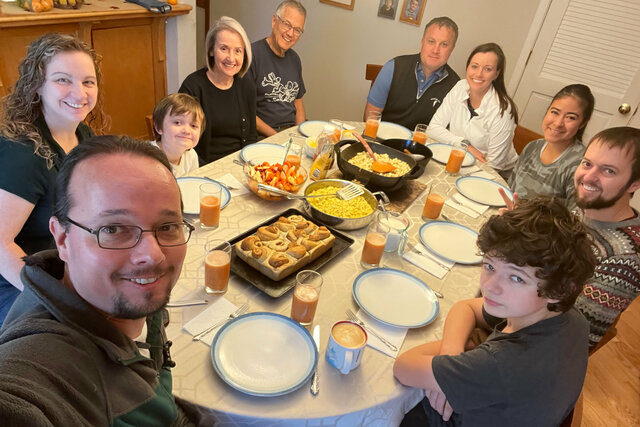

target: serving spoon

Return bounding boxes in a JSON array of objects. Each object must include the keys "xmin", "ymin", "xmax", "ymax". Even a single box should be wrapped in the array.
[{"xmin": 353, "ymin": 132, "xmax": 396, "ymax": 173}]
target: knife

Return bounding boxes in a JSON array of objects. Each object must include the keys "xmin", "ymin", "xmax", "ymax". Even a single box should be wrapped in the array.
[{"xmin": 311, "ymin": 325, "xmax": 320, "ymax": 395}]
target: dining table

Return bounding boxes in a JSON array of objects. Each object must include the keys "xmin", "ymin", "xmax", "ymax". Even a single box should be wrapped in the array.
[{"xmin": 166, "ymin": 121, "xmax": 507, "ymax": 426}]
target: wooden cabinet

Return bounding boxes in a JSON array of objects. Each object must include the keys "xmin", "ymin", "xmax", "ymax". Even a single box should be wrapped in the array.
[{"xmin": 0, "ymin": 0, "xmax": 190, "ymax": 139}]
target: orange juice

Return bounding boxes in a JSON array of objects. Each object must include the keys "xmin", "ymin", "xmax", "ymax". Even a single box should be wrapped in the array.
[
  {"xmin": 445, "ymin": 149, "xmax": 466, "ymax": 174},
  {"xmin": 412, "ymin": 131, "xmax": 427, "ymax": 144},
  {"xmin": 361, "ymin": 232, "xmax": 386, "ymax": 265},
  {"xmin": 291, "ymin": 284, "xmax": 319, "ymax": 325},
  {"xmin": 422, "ymin": 193, "xmax": 445, "ymax": 220},
  {"xmin": 363, "ymin": 119, "xmax": 380, "ymax": 139},
  {"xmin": 285, "ymin": 154, "xmax": 301, "ymax": 167},
  {"xmin": 204, "ymin": 250, "xmax": 230, "ymax": 293},
  {"xmin": 200, "ymin": 195, "xmax": 220, "ymax": 227}
]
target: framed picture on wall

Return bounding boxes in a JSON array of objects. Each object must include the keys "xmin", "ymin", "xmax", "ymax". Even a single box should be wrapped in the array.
[
  {"xmin": 399, "ymin": 0, "xmax": 426, "ymax": 26},
  {"xmin": 319, "ymin": 0, "xmax": 355, "ymax": 10},
  {"xmin": 377, "ymin": 0, "xmax": 398, "ymax": 20}
]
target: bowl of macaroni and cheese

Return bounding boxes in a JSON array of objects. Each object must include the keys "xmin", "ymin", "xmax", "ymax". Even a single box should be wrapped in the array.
[{"xmin": 335, "ymin": 138, "xmax": 432, "ymax": 192}]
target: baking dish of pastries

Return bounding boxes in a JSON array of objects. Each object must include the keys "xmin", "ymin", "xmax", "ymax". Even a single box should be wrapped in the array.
[{"xmin": 234, "ymin": 214, "xmax": 336, "ymax": 281}]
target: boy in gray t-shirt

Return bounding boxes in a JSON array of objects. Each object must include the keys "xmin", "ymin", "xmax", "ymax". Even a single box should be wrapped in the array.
[{"xmin": 395, "ymin": 196, "xmax": 596, "ymax": 426}]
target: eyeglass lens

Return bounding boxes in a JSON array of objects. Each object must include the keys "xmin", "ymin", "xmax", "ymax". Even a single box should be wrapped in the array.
[{"xmin": 98, "ymin": 224, "xmax": 191, "ymax": 249}]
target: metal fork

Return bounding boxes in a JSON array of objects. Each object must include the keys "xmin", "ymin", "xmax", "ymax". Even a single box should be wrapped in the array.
[
  {"xmin": 192, "ymin": 303, "xmax": 249, "ymax": 341},
  {"xmin": 345, "ymin": 309, "xmax": 397, "ymax": 352}
]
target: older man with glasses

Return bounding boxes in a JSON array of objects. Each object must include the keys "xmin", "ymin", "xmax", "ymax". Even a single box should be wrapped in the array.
[
  {"xmin": 249, "ymin": 0, "xmax": 307, "ymax": 137},
  {"xmin": 0, "ymin": 135, "xmax": 209, "ymax": 425}
]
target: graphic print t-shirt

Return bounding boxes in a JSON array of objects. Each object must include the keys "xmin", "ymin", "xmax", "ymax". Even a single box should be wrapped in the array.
[{"xmin": 249, "ymin": 38, "xmax": 306, "ymax": 128}]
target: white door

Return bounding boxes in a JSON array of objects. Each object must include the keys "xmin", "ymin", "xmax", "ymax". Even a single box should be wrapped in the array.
[{"xmin": 513, "ymin": 0, "xmax": 640, "ymax": 142}]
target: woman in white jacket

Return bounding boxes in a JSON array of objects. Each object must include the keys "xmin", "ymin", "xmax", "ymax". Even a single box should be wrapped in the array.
[{"xmin": 427, "ymin": 43, "xmax": 518, "ymax": 179}]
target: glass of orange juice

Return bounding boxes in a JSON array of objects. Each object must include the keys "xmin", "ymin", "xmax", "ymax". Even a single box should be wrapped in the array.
[
  {"xmin": 412, "ymin": 124, "xmax": 428, "ymax": 144},
  {"xmin": 422, "ymin": 191, "xmax": 445, "ymax": 220},
  {"xmin": 363, "ymin": 111, "xmax": 382, "ymax": 139},
  {"xmin": 204, "ymin": 239, "xmax": 231, "ymax": 294},
  {"xmin": 199, "ymin": 183, "xmax": 222, "ymax": 229},
  {"xmin": 360, "ymin": 219, "xmax": 390, "ymax": 269},
  {"xmin": 291, "ymin": 270, "xmax": 323, "ymax": 326},
  {"xmin": 445, "ymin": 141, "xmax": 469, "ymax": 175},
  {"xmin": 285, "ymin": 142, "xmax": 303, "ymax": 167}
]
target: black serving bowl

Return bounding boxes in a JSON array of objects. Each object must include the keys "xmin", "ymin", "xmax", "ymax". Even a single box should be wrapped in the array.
[{"xmin": 334, "ymin": 138, "xmax": 432, "ymax": 192}]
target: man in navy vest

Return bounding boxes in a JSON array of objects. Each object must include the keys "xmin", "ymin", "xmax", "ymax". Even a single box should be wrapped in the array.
[{"xmin": 364, "ymin": 16, "xmax": 459, "ymax": 132}]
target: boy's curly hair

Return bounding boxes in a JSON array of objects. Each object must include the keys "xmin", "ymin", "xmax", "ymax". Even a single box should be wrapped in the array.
[{"xmin": 477, "ymin": 196, "xmax": 596, "ymax": 312}]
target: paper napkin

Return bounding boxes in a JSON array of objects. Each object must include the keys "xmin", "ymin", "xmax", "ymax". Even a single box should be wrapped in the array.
[
  {"xmin": 183, "ymin": 297, "xmax": 240, "ymax": 346},
  {"xmin": 444, "ymin": 198, "xmax": 480, "ymax": 218},
  {"xmin": 402, "ymin": 242, "xmax": 454, "ymax": 279},
  {"xmin": 452, "ymin": 193, "xmax": 489, "ymax": 215},
  {"xmin": 356, "ymin": 309, "xmax": 408, "ymax": 358},
  {"xmin": 216, "ymin": 173, "xmax": 249, "ymax": 197},
  {"xmin": 460, "ymin": 165, "xmax": 481, "ymax": 175}
]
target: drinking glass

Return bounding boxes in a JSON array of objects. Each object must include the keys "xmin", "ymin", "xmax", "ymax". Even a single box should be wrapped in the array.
[
  {"xmin": 199, "ymin": 183, "xmax": 222, "ymax": 229},
  {"xmin": 422, "ymin": 188, "xmax": 445, "ymax": 220},
  {"xmin": 285, "ymin": 142, "xmax": 303, "ymax": 167},
  {"xmin": 363, "ymin": 111, "xmax": 382, "ymax": 139},
  {"xmin": 445, "ymin": 140, "xmax": 469, "ymax": 175},
  {"xmin": 360, "ymin": 219, "xmax": 390, "ymax": 268},
  {"xmin": 204, "ymin": 239, "xmax": 231, "ymax": 294},
  {"xmin": 412, "ymin": 124, "xmax": 428, "ymax": 144},
  {"xmin": 291, "ymin": 270, "xmax": 323, "ymax": 326}
]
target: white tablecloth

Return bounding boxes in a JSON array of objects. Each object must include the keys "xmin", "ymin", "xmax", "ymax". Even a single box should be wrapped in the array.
[{"xmin": 167, "ymin": 123, "xmax": 503, "ymax": 426}]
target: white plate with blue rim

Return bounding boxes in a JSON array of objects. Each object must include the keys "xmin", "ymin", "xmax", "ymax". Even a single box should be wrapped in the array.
[
  {"xmin": 298, "ymin": 120, "xmax": 332, "ymax": 138},
  {"xmin": 376, "ymin": 121, "xmax": 412, "ymax": 140},
  {"xmin": 456, "ymin": 176, "xmax": 513, "ymax": 207},
  {"xmin": 427, "ymin": 143, "xmax": 476, "ymax": 167},
  {"xmin": 419, "ymin": 221, "xmax": 482, "ymax": 265},
  {"xmin": 177, "ymin": 177, "xmax": 231, "ymax": 215},
  {"xmin": 240, "ymin": 143, "xmax": 287, "ymax": 164},
  {"xmin": 353, "ymin": 268, "xmax": 439, "ymax": 328},
  {"xmin": 211, "ymin": 312, "xmax": 318, "ymax": 397}
]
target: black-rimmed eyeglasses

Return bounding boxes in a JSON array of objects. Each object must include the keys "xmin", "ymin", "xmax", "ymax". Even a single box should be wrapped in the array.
[
  {"xmin": 276, "ymin": 14, "xmax": 304, "ymax": 36},
  {"xmin": 66, "ymin": 218, "xmax": 195, "ymax": 250}
]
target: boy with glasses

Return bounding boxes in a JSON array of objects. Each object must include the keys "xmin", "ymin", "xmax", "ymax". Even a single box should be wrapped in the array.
[
  {"xmin": 249, "ymin": 0, "xmax": 307, "ymax": 137},
  {"xmin": 0, "ymin": 135, "xmax": 205, "ymax": 424}
]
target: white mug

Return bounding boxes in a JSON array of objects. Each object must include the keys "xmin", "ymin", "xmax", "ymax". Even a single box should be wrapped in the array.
[
  {"xmin": 326, "ymin": 321, "xmax": 367, "ymax": 374},
  {"xmin": 379, "ymin": 211, "xmax": 410, "ymax": 254}
]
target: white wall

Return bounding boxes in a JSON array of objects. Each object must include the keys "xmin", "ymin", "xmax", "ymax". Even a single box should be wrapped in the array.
[
  {"xmin": 199, "ymin": 0, "xmax": 541, "ymax": 123},
  {"xmin": 166, "ymin": 0, "xmax": 198, "ymax": 94}
]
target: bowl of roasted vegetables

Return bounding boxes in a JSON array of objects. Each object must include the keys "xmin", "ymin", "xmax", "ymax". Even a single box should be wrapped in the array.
[{"xmin": 244, "ymin": 160, "xmax": 308, "ymax": 201}]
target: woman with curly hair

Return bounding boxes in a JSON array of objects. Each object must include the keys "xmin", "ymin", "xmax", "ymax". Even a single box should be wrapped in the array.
[{"xmin": 0, "ymin": 33, "xmax": 106, "ymax": 323}]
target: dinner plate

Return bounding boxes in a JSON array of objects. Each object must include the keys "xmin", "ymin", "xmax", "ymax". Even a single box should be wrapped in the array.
[
  {"xmin": 419, "ymin": 221, "xmax": 482, "ymax": 264},
  {"xmin": 211, "ymin": 312, "xmax": 317, "ymax": 397},
  {"xmin": 427, "ymin": 143, "xmax": 476, "ymax": 167},
  {"xmin": 298, "ymin": 120, "xmax": 331, "ymax": 137},
  {"xmin": 353, "ymin": 268, "xmax": 439, "ymax": 328},
  {"xmin": 177, "ymin": 177, "xmax": 231, "ymax": 215},
  {"xmin": 240, "ymin": 143, "xmax": 287, "ymax": 164},
  {"xmin": 376, "ymin": 121, "xmax": 412, "ymax": 140},
  {"xmin": 456, "ymin": 176, "xmax": 513, "ymax": 207}
]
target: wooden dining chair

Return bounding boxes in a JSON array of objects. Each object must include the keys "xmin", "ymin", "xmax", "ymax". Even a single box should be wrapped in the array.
[
  {"xmin": 513, "ymin": 125, "xmax": 543, "ymax": 155},
  {"xmin": 559, "ymin": 391, "xmax": 583, "ymax": 427},
  {"xmin": 588, "ymin": 316, "xmax": 620, "ymax": 355},
  {"xmin": 365, "ymin": 64, "xmax": 383, "ymax": 88},
  {"xmin": 145, "ymin": 115, "xmax": 155, "ymax": 141}
]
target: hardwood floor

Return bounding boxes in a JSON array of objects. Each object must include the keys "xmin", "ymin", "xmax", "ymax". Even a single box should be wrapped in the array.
[{"xmin": 581, "ymin": 297, "xmax": 640, "ymax": 426}]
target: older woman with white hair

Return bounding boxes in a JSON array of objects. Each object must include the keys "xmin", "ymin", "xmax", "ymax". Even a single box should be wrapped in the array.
[{"xmin": 179, "ymin": 16, "xmax": 257, "ymax": 163}]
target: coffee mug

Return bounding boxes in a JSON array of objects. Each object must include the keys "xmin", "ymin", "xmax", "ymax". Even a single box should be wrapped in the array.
[{"xmin": 326, "ymin": 320, "xmax": 367, "ymax": 374}]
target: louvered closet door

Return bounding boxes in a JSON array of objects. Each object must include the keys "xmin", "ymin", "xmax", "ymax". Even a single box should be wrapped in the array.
[{"xmin": 513, "ymin": 0, "xmax": 640, "ymax": 142}]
